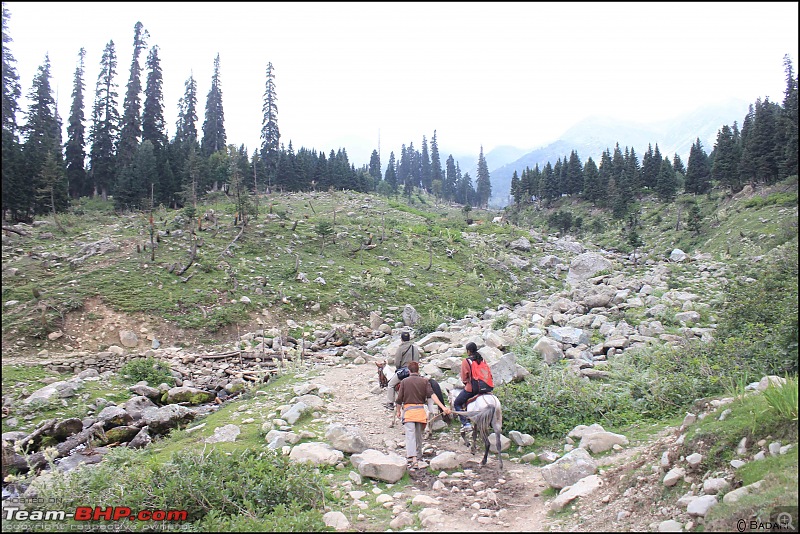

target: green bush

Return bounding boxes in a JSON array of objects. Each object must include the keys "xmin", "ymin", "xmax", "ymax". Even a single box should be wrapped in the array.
[
  {"xmin": 716, "ymin": 243, "xmax": 798, "ymax": 375},
  {"xmin": 763, "ymin": 376, "xmax": 798, "ymax": 423},
  {"xmin": 119, "ymin": 356, "xmax": 174, "ymax": 386},
  {"xmin": 26, "ymin": 447, "xmax": 329, "ymax": 531}
]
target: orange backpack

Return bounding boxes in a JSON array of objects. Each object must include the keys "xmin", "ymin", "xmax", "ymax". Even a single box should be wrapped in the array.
[{"xmin": 469, "ymin": 358, "xmax": 494, "ymax": 394}]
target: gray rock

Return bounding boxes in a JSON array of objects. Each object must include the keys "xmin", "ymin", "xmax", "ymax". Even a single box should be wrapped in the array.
[
  {"xmin": 567, "ymin": 252, "xmax": 613, "ymax": 286},
  {"xmin": 541, "ymin": 447, "xmax": 598, "ymax": 489},
  {"xmin": 669, "ymin": 249, "xmax": 688, "ymax": 262},
  {"xmin": 350, "ymin": 449, "xmax": 406, "ymax": 483},
  {"xmin": 509, "ymin": 430, "xmax": 535, "ymax": 447},
  {"xmin": 430, "ymin": 451, "xmax": 461, "ymax": 470},
  {"xmin": 122, "ymin": 396, "xmax": 157, "ymax": 420},
  {"xmin": 550, "ymin": 474, "xmax": 603, "ymax": 511},
  {"xmin": 685, "ymin": 453, "xmax": 703, "ymax": 468},
  {"xmin": 323, "ymin": 511, "xmax": 350, "ymax": 531},
  {"xmin": 402, "ymin": 304, "xmax": 421, "ymax": 326},
  {"xmin": 289, "ymin": 442, "xmax": 344, "ymax": 466},
  {"xmin": 142, "ymin": 404, "xmax": 196, "ymax": 434},
  {"xmin": 533, "ymin": 336, "xmax": 564, "ymax": 364},
  {"xmin": 165, "ymin": 386, "xmax": 215, "ymax": 405},
  {"xmin": 52, "ymin": 418, "xmax": 83, "ymax": 440},
  {"xmin": 128, "ymin": 426, "xmax": 152, "ymax": 449},
  {"xmin": 579, "ymin": 431, "xmax": 629, "ymax": 454},
  {"xmin": 687, "ymin": 495, "xmax": 717, "ymax": 517},
  {"xmin": 118, "ymin": 330, "xmax": 139, "ymax": 348},
  {"xmin": 658, "ymin": 519, "xmax": 683, "ymax": 532},
  {"xmin": 325, "ymin": 423, "xmax": 369, "ymax": 454},
  {"xmin": 702, "ymin": 478, "xmax": 730, "ymax": 495},
  {"xmin": 508, "ymin": 236, "xmax": 532, "ymax": 252},
  {"xmin": 96, "ymin": 406, "xmax": 133, "ymax": 428},
  {"xmin": 205, "ymin": 424, "xmax": 240, "ymax": 443},
  {"xmin": 663, "ymin": 467, "xmax": 686, "ymax": 487}
]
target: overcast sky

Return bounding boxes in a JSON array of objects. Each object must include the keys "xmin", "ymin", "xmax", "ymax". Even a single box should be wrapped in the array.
[{"xmin": 5, "ymin": 2, "xmax": 799, "ymax": 167}]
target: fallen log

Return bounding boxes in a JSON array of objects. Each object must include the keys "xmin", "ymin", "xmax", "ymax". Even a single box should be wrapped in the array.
[
  {"xmin": 8, "ymin": 422, "xmax": 105, "ymax": 473},
  {"xmin": 16, "ymin": 418, "xmax": 58, "ymax": 452}
]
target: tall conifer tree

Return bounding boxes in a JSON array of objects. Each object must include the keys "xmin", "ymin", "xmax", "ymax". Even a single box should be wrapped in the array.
[
  {"xmin": 475, "ymin": 145, "xmax": 491, "ymax": 207},
  {"xmin": 117, "ymin": 22, "xmax": 148, "ymax": 168},
  {"xmin": 2, "ymin": 4, "xmax": 24, "ymax": 219},
  {"xmin": 260, "ymin": 61, "xmax": 279, "ymax": 190},
  {"xmin": 88, "ymin": 41, "xmax": 120, "ymax": 200},
  {"xmin": 65, "ymin": 48, "xmax": 87, "ymax": 198},
  {"xmin": 201, "ymin": 54, "xmax": 226, "ymax": 156}
]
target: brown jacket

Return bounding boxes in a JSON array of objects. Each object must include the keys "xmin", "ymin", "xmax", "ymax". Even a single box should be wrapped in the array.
[
  {"xmin": 460, "ymin": 357, "xmax": 473, "ymax": 393},
  {"xmin": 395, "ymin": 373, "xmax": 434, "ymax": 406}
]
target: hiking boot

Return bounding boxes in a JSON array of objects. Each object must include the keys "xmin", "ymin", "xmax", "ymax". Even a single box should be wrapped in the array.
[
  {"xmin": 384, "ymin": 402, "xmax": 395, "ymax": 410},
  {"xmin": 461, "ymin": 422, "xmax": 472, "ymax": 432}
]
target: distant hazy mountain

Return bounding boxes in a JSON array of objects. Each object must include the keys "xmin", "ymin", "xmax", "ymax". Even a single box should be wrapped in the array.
[{"xmin": 487, "ymin": 99, "xmax": 751, "ymax": 208}]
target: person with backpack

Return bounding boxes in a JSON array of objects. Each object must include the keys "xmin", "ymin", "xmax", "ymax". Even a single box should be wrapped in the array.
[
  {"xmin": 453, "ymin": 342, "xmax": 494, "ymax": 431},
  {"xmin": 384, "ymin": 330, "xmax": 424, "ymax": 409}
]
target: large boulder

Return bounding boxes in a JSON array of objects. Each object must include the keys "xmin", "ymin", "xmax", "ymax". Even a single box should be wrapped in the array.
[
  {"xmin": 350, "ymin": 449, "xmax": 406, "ymax": 483},
  {"xmin": 541, "ymin": 447, "xmax": 598, "ymax": 489},
  {"xmin": 548, "ymin": 326, "xmax": 590, "ymax": 346},
  {"xmin": 165, "ymin": 386, "xmax": 215, "ymax": 405},
  {"xmin": 566, "ymin": 253, "xmax": 613, "ymax": 286},
  {"xmin": 533, "ymin": 337, "xmax": 564, "ymax": 364},
  {"xmin": 96, "ymin": 406, "xmax": 133, "ymax": 428},
  {"xmin": 122, "ymin": 396, "xmax": 157, "ymax": 420},
  {"xmin": 289, "ymin": 442, "xmax": 344, "ymax": 466},
  {"xmin": 325, "ymin": 423, "xmax": 369, "ymax": 454},
  {"xmin": 579, "ymin": 431, "xmax": 629, "ymax": 454},
  {"xmin": 489, "ymin": 353, "xmax": 530, "ymax": 386},
  {"xmin": 142, "ymin": 404, "xmax": 196, "ymax": 434},
  {"xmin": 402, "ymin": 304, "xmax": 421, "ymax": 326},
  {"xmin": 24, "ymin": 379, "xmax": 83, "ymax": 405}
]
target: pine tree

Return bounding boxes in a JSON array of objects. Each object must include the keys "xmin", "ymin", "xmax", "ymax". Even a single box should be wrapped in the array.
[
  {"xmin": 740, "ymin": 97, "xmax": 782, "ymax": 185},
  {"xmin": 566, "ymin": 150, "xmax": 584, "ymax": 195},
  {"xmin": 65, "ymin": 48, "xmax": 87, "ymax": 198},
  {"xmin": 88, "ymin": 41, "xmax": 120, "ymax": 200},
  {"xmin": 625, "ymin": 147, "xmax": 640, "ymax": 193},
  {"xmin": 174, "ymin": 74, "xmax": 198, "ymax": 146},
  {"xmin": 420, "ymin": 135, "xmax": 431, "ymax": 191},
  {"xmin": 368, "ymin": 149, "xmax": 381, "ymax": 185},
  {"xmin": 2, "ymin": 4, "xmax": 24, "ymax": 220},
  {"xmin": 201, "ymin": 54, "xmax": 226, "ymax": 156},
  {"xmin": 444, "ymin": 154, "xmax": 457, "ymax": 202},
  {"xmin": 260, "ymin": 61, "xmax": 279, "ymax": 190},
  {"xmin": 672, "ymin": 153, "xmax": 685, "ymax": 175},
  {"xmin": 384, "ymin": 151, "xmax": 398, "ymax": 195},
  {"xmin": 540, "ymin": 162, "xmax": 558, "ymax": 204},
  {"xmin": 781, "ymin": 54, "xmax": 798, "ymax": 178},
  {"xmin": 22, "ymin": 55, "xmax": 66, "ymax": 216},
  {"xmin": 142, "ymin": 46, "xmax": 166, "ymax": 150},
  {"xmin": 582, "ymin": 157, "xmax": 601, "ymax": 204},
  {"xmin": 641, "ymin": 143, "xmax": 657, "ymax": 189},
  {"xmin": 655, "ymin": 157, "xmax": 678, "ymax": 201},
  {"xmin": 685, "ymin": 138, "xmax": 711, "ymax": 194},
  {"xmin": 117, "ymin": 22, "xmax": 148, "ymax": 168},
  {"xmin": 475, "ymin": 145, "xmax": 491, "ymax": 208},
  {"xmin": 430, "ymin": 130, "xmax": 443, "ymax": 196},
  {"xmin": 510, "ymin": 170, "xmax": 521, "ymax": 205},
  {"xmin": 711, "ymin": 124, "xmax": 741, "ymax": 191}
]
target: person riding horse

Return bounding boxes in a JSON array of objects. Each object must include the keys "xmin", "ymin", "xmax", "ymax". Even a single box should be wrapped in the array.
[{"xmin": 453, "ymin": 342, "xmax": 494, "ymax": 432}]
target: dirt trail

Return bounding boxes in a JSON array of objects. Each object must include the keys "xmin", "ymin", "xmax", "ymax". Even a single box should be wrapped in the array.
[{"xmin": 313, "ymin": 361, "xmax": 553, "ymax": 531}]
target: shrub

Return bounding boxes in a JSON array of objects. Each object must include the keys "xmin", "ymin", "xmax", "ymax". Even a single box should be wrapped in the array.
[
  {"xmin": 25, "ymin": 447, "xmax": 328, "ymax": 531},
  {"xmin": 119, "ymin": 357, "xmax": 174, "ymax": 386},
  {"xmin": 491, "ymin": 315, "xmax": 509, "ymax": 330},
  {"xmin": 763, "ymin": 376, "xmax": 798, "ymax": 423}
]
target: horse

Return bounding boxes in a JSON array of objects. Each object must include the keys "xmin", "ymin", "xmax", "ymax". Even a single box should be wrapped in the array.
[{"xmin": 449, "ymin": 387, "xmax": 504, "ymax": 470}]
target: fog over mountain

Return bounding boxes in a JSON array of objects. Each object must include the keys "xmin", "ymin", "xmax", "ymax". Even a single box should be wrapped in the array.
[{"xmin": 486, "ymin": 99, "xmax": 751, "ymax": 208}]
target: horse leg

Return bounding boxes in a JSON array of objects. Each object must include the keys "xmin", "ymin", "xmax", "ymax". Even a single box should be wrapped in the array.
[{"xmin": 494, "ymin": 419, "xmax": 503, "ymax": 470}]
